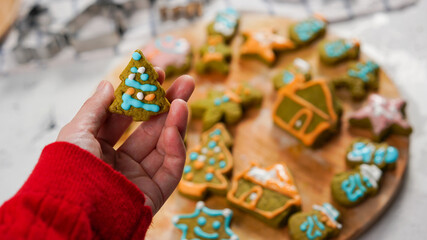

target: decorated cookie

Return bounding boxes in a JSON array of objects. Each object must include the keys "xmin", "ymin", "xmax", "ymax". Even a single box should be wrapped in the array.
[
  {"xmin": 207, "ymin": 8, "xmax": 240, "ymax": 43},
  {"xmin": 178, "ymin": 125, "xmax": 233, "ymax": 200},
  {"xmin": 109, "ymin": 50, "xmax": 170, "ymax": 121},
  {"xmin": 288, "ymin": 203, "xmax": 342, "ymax": 240},
  {"xmin": 191, "ymin": 83, "xmax": 263, "ymax": 130},
  {"xmin": 196, "ymin": 35, "xmax": 232, "ymax": 74},
  {"xmin": 333, "ymin": 61, "xmax": 380, "ymax": 100},
  {"xmin": 240, "ymin": 28, "xmax": 295, "ymax": 65},
  {"xmin": 289, "ymin": 15, "xmax": 327, "ymax": 46},
  {"xmin": 173, "ymin": 201, "xmax": 239, "ymax": 240},
  {"xmin": 319, "ymin": 39, "xmax": 360, "ymax": 65},
  {"xmin": 349, "ymin": 94, "xmax": 412, "ymax": 141},
  {"xmin": 272, "ymin": 58, "xmax": 311, "ymax": 90},
  {"xmin": 346, "ymin": 138, "xmax": 399, "ymax": 170},
  {"xmin": 227, "ymin": 163, "xmax": 301, "ymax": 227},
  {"xmin": 272, "ymin": 79, "xmax": 342, "ymax": 148},
  {"xmin": 142, "ymin": 35, "xmax": 192, "ymax": 77},
  {"xmin": 331, "ymin": 164, "xmax": 382, "ymax": 207}
]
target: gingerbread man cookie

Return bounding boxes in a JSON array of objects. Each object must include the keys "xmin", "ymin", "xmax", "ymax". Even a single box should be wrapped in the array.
[{"xmin": 196, "ymin": 35, "xmax": 232, "ymax": 74}]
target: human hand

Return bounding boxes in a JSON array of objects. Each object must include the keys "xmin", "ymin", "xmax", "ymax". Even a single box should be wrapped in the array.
[{"xmin": 57, "ymin": 68, "xmax": 195, "ymax": 214}]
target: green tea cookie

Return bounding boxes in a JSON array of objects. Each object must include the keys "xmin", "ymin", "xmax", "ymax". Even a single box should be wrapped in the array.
[
  {"xmin": 191, "ymin": 83, "xmax": 263, "ymax": 130},
  {"xmin": 349, "ymin": 94, "xmax": 412, "ymax": 141},
  {"xmin": 331, "ymin": 164, "xmax": 382, "ymax": 207},
  {"xmin": 173, "ymin": 201, "xmax": 239, "ymax": 240},
  {"xmin": 178, "ymin": 124, "xmax": 233, "ymax": 200},
  {"xmin": 289, "ymin": 14, "xmax": 327, "ymax": 46},
  {"xmin": 288, "ymin": 203, "xmax": 342, "ymax": 240},
  {"xmin": 240, "ymin": 28, "xmax": 295, "ymax": 65},
  {"xmin": 272, "ymin": 58, "xmax": 311, "ymax": 90},
  {"xmin": 196, "ymin": 35, "xmax": 232, "ymax": 74},
  {"xmin": 333, "ymin": 61, "xmax": 379, "ymax": 100},
  {"xmin": 207, "ymin": 7, "xmax": 240, "ymax": 43},
  {"xmin": 109, "ymin": 50, "xmax": 170, "ymax": 121},
  {"xmin": 319, "ymin": 39, "xmax": 360, "ymax": 65},
  {"xmin": 346, "ymin": 138, "xmax": 399, "ymax": 170},
  {"xmin": 227, "ymin": 163, "xmax": 301, "ymax": 228},
  {"xmin": 142, "ymin": 35, "xmax": 192, "ymax": 77},
  {"xmin": 272, "ymin": 79, "xmax": 342, "ymax": 148}
]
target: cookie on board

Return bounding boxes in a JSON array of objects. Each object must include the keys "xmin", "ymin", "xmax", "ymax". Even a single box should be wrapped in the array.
[
  {"xmin": 272, "ymin": 58, "xmax": 311, "ymax": 90},
  {"xmin": 289, "ymin": 14, "xmax": 327, "ymax": 46},
  {"xmin": 319, "ymin": 39, "xmax": 360, "ymax": 65},
  {"xmin": 332, "ymin": 61, "xmax": 380, "ymax": 100},
  {"xmin": 349, "ymin": 94, "xmax": 412, "ymax": 141},
  {"xmin": 196, "ymin": 35, "xmax": 232, "ymax": 74},
  {"xmin": 331, "ymin": 164, "xmax": 382, "ymax": 207},
  {"xmin": 227, "ymin": 163, "xmax": 301, "ymax": 228},
  {"xmin": 288, "ymin": 203, "xmax": 342, "ymax": 240},
  {"xmin": 109, "ymin": 50, "xmax": 170, "ymax": 121},
  {"xmin": 172, "ymin": 201, "xmax": 239, "ymax": 240},
  {"xmin": 272, "ymin": 79, "xmax": 342, "ymax": 148},
  {"xmin": 142, "ymin": 35, "xmax": 192, "ymax": 77},
  {"xmin": 207, "ymin": 7, "xmax": 240, "ymax": 43}
]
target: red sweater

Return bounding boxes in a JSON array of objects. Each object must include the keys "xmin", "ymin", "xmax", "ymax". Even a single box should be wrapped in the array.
[{"xmin": 0, "ymin": 142, "xmax": 153, "ymax": 239}]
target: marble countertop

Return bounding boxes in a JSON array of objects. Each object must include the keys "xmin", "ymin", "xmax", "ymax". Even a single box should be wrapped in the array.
[{"xmin": 0, "ymin": 1, "xmax": 426, "ymax": 239}]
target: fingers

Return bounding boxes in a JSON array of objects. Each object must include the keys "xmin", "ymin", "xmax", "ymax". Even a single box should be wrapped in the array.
[
  {"xmin": 65, "ymin": 81, "xmax": 115, "ymax": 136},
  {"xmin": 118, "ymin": 75, "xmax": 194, "ymax": 160},
  {"xmin": 96, "ymin": 68, "xmax": 166, "ymax": 146}
]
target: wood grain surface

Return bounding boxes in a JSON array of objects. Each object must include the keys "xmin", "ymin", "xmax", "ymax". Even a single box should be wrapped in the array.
[
  {"xmin": 106, "ymin": 14, "xmax": 409, "ymax": 240},
  {"xmin": 0, "ymin": 0, "xmax": 19, "ymax": 41}
]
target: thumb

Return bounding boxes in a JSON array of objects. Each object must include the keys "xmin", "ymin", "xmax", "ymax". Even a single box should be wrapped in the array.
[{"xmin": 70, "ymin": 80, "xmax": 115, "ymax": 136}]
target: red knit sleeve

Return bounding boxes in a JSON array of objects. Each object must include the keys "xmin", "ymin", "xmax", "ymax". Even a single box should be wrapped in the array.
[{"xmin": 0, "ymin": 142, "xmax": 153, "ymax": 239}]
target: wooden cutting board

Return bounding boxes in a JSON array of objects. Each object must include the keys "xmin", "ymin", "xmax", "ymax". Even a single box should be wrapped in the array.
[
  {"xmin": 106, "ymin": 13, "xmax": 409, "ymax": 240},
  {"xmin": 0, "ymin": 0, "xmax": 19, "ymax": 41}
]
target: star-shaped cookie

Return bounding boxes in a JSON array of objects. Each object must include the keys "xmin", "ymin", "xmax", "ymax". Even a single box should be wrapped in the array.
[{"xmin": 349, "ymin": 94, "xmax": 412, "ymax": 141}]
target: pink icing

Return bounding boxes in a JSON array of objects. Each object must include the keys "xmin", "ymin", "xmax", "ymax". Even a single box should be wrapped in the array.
[
  {"xmin": 350, "ymin": 94, "xmax": 411, "ymax": 135},
  {"xmin": 142, "ymin": 35, "xmax": 190, "ymax": 70}
]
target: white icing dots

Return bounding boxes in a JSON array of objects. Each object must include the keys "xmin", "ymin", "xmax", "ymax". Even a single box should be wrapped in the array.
[
  {"xmin": 138, "ymin": 67, "xmax": 145, "ymax": 74},
  {"xmin": 136, "ymin": 92, "xmax": 144, "ymax": 100},
  {"xmin": 295, "ymin": 120, "xmax": 302, "ymax": 128},
  {"xmin": 197, "ymin": 155, "xmax": 207, "ymax": 162},
  {"xmin": 249, "ymin": 192, "xmax": 258, "ymax": 200},
  {"xmin": 128, "ymin": 73, "xmax": 135, "ymax": 80},
  {"xmin": 360, "ymin": 164, "xmax": 382, "ymax": 189},
  {"xmin": 213, "ymin": 146, "xmax": 221, "ymax": 153},
  {"xmin": 196, "ymin": 201, "xmax": 205, "ymax": 209},
  {"xmin": 223, "ymin": 208, "xmax": 232, "ymax": 217},
  {"xmin": 201, "ymin": 148, "xmax": 208, "ymax": 154},
  {"xmin": 172, "ymin": 216, "xmax": 179, "ymax": 224},
  {"xmin": 293, "ymin": 58, "xmax": 310, "ymax": 73}
]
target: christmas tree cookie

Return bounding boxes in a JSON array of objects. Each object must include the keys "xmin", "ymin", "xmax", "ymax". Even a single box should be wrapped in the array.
[
  {"xmin": 272, "ymin": 79, "xmax": 342, "ymax": 148},
  {"xmin": 173, "ymin": 201, "xmax": 239, "ymax": 240},
  {"xmin": 349, "ymin": 94, "xmax": 412, "ymax": 141},
  {"xmin": 196, "ymin": 35, "xmax": 232, "ymax": 74},
  {"xmin": 319, "ymin": 39, "xmax": 360, "ymax": 65},
  {"xmin": 240, "ymin": 28, "xmax": 295, "ymax": 65},
  {"xmin": 333, "ymin": 61, "xmax": 380, "ymax": 100},
  {"xmin": 207, "ymin": 8, "xmax": 240, "ymax": 43},
  {"xmin": 191, "ymin": 83, "xmax": 263, "ymax": 130},
  {"xmin": 288, "ymin": 203, "xmax": 342, "ymax": 240},
  {"xmin": 227, "ymin": 163, "xmax": 301, "ymax": 228},
  {"xmin": 142, "ymin": 35, "xmax": 192, "ymax": 77},
  {"xmin": 346, "ymin": 138, "xmax": 399, "ymax": 170},
  {"xmin": 178, "ymin": 124, "xmax": 234, "ymax": 200},
  {"xmin": 289, "ymin": 15, "xmax": 327, "ymax": 46},
  {"xmin": 109, "ymin": 50, "xmax": 170, "ymax": 121},
  {"xmin": 272, "ymin": 58, "xmax": 311, "ymax": 90},
  {"xmin": 331, "ymin": 164, "xmax": 382, "ymax": 207}
]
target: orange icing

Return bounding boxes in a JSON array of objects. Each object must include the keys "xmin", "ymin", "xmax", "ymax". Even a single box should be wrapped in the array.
[
  {"xmin": 194, "ymin": 161, "xmax": 204, "ymax": 170},
  {"xmin": 272, "ymin": 79, "xmax": 338, "ymax": 146},
  {"xmin": 144, "ymin": 94, "xmax": 155, "ymax": 101},
  {"xmin": 240, "ymin": 29, "xmax": 295, "ymax": 64},
  {"xmin": 125, "ymin": 88, "xmax": 135, "ymax": 95},
  {"xmin": 224, "ymin": 89, "xmax": 242, "ymax": 103},
  {"xmin": 202, "ymin": 52, "xmax": 224, "ymax": 63},
  {"xmin": 185, "ymin": 172, "xmax": 193, "ymax": 181},
  {"xmin": 207, "ymin": 35, "xmax": 224, "ymax": 45}
]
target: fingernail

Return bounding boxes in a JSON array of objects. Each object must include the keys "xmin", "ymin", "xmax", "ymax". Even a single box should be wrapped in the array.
[{"xmin": 96, "ymin": 80, "xmax": 107, "ymax": 92}]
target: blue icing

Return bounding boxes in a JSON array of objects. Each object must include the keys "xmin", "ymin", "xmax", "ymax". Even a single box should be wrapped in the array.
[
  {"xmin": 194, "ymin": 226, "xmax": 219, "ymax": 239},
  {"xmin": 184, "ymin": 165, "xmax": 191, "ymax": 174},
  {"xmin": 348, "ymin": 142, "xmax": 373, "ymax": 163},
  {"xmin": 222, "ymin": 95, "xmax": 230, "ymax": 102},
  {"xmin": 132, "ymin": 52, "xmax": 142, "ymax": 61},
  {"xmin": 324, "ymin": 40, "xmax": 353, "ymax": 58},
  {"xmin": 205, "ymin": 173, "xmax": 214, "ymax": 181},
  {"xmin": 140, "ymin": 73, "xmax": 149, "ymax": 81},
  {"xmin": 212, "ymin": 221, "xmax": 221, "ymax": 230},
  {"xmin": 294, "ymin": 19, "xmax": 325, "ymax": 41},
  {"xmin": 125, "ymin": 78, "xmax": 157, "ymax": 91},
  {"xmin": 341, "ymin": 173, "xmax": 367, "ymax": 202},
  {"xmin": 208, "ymin": 141, "xmax": 217, "ymax": 149},
  {"xmin": 348, "ymin": 61, "xmax": 379, "ymax": 82},
  {"xmin": 219, "ymin": 161, "xmax": 226, "ymax": 169},
  {"xmin": 131, "ymin": 67, "xmax": 138, "ymax": 73},
  {"xmin": 121, "ymin": 94, "xmax": 160, "ymax": 112},
  {"xmin": 373, "ymin": 148, "xmax": 385, "ymax": 165},
  {"xmin": 214, "ymin": 98, "xmax": 221, "ymax": 106},
  {"xmin": 197, "ymin": 216, "xmax": 207, "ymax": 226},
  {"xmin": 209, "ymin": 158, "xmax": 216, "ymax": 165},
  {"xmin": 190, "ymin": 152, "xmax": 198, "ymax": 160},
  {"xmin": 282, "ymin": 70, "xmax": 295, "ymax": 84},
  {"xmin": 385, "ymin": 146, "xmax": 398, "ymax": 163},
  {"xmin": 210, "ymin": 129, "xmax": 221, "ymax": 137},
  {"xmin": 363, "ymin": 176, "xmax": 373, "ymax": 188},
  {"xmin": 300, "ymin": 215, "xmax": 325, "ymax": 240}
]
